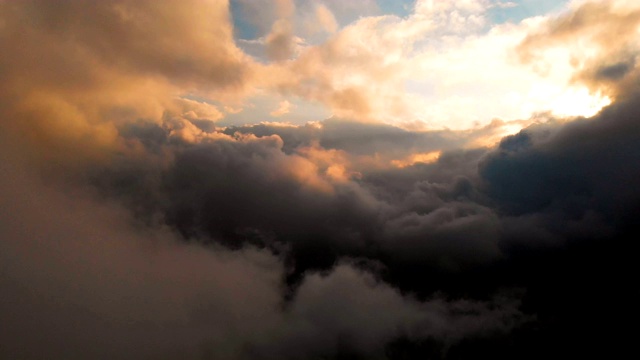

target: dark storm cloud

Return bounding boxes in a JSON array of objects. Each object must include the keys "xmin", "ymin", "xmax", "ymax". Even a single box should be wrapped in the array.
[
  {"xmin": 481, "ymin": 93, "xmax": 640, "ymax": 228},
  {"xmin": 0, "ymin": 136, "xmax": 526, "ymax": 360}
]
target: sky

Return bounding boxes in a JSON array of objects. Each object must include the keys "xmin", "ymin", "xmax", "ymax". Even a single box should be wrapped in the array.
[
  {"xmin": 225, "ymin": 0, "xmax": 609, "ymax": 130},
  {"xmin": 0, "ymin": 1, "xmax": 639, "ymax": 359}
]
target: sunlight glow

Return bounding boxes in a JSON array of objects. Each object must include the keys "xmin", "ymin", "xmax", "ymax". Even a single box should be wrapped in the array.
[
  {"xmin": 391, "ymin": 151, "xmax": 442, "ymax": 168},
  {"xmin": 548, "ymin": 87, "xmax": 612, "ymax": 118}
]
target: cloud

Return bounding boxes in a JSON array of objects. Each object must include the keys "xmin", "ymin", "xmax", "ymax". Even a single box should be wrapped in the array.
[
  {"xmin": 0, "ymin": 138, "xmax": 523, "ymax": 359},
  {"xmin": 517, "ymin": 0, "xmax": 640, "ymax": 100},
  {"xmin": 2, "ymin": 0, "xmax": 640, "ymax": 359},
  {"xmin": 313, "ymin": 4, "xmax": 339, "ymax": 34},
  {"xmin": 265, "ymin": 19, "xmax": 298, "ymax": 62},
  {"xmin": 252, "ymin": 0, "xmax": 613, "ymax": 129},
  {"xmin": 67, "ymin": 54, "xmax": 640, "ymax": 356},
  {"xmin": 1, "ymin": 0, "xmax": 251, "ymax": 90},
  {"xmin": 270, "ymin": 100, "xmax": 293, "ymax": 117},
  {"xmin": 256, "ymin": 264, "xmax": 524, "ymax": 359},
  {"xmin": 0, "ymin": 0, "xmax": 254, "ymax": 161},
  {"xmin": 0, "ymin": 141, "xmax": 283, "ymax": 359},
  {"xmin": 494, "ymin": 1, "xmax": 518, "ymax": 9}
]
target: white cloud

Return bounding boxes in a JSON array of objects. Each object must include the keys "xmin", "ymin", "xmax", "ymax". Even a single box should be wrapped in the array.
[
  {"xmin": 270, "ymin": 100, "xmax": 293, "ymax": 117},
  {"xmin": 255, "ymin": 0, "xmax": 612, "ymax": 132}
]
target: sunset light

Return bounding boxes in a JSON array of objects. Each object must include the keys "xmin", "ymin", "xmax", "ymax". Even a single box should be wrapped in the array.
[{"xmin": 1, "ymin": 1, "xmax": 638, "ymax": 359}]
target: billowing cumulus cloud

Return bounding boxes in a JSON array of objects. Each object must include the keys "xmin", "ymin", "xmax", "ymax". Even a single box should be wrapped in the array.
[
  {"xmin": 518, "ymin": 0, "xmax": 640, "ymax": 100},
  {"xmin": 0, "ymin": 0, "xmax": 254, "ymax": 160},
  {"xmin": 0, "ymin": 141, "xmax": 525, "ymax": 359},
  {"xmin": 1, "ymin": 0, "xmax": 639, "ymax": 359},
  {"xmin": 253, "ymin": 0, "xmax": 614, "ymax": 130}
]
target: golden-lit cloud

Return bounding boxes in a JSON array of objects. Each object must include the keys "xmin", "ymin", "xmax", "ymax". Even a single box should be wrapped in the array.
[
  {"xmin": 518, "ymin": 0, "xmax": 640, "ymax": 101},
  {"xmin": 2, "ymin": 0, "xmax": 635, "ymax": 170},
  {"xmin": 0, "ymin": 0, "xmax": 254, "ymax": 162},
  {"xmin": 313, "ymin": 4, "xmax": 339, "ymax": 34},
  {"xmin": 270, "ymin": 100, "xmax": 293, "ymax": 117},
  {"xmin": 252, "ymin": 0, "xmax": 618, "ymax": 131},
  {"xmin": 296, "ymin": 142, "xmax": 357, "ymax": 183},
  {"xmin": 5, "ymin": 0, "xmax": 634, "ymax": 167},
  {"xmin": 391, "ymin": 151, "xmax": 442, "ymax": 168},
  {"xmin": 177, "ymin": 98, "xmax": 225, "ymax": 123}
]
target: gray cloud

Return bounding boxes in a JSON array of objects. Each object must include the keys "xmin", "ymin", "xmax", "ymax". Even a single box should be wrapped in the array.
[
  {"xmin": 0, "ymin": 132, "xmax": 523, "ymax": 360},
  {"xmin": 10, "ymin": 85, "xmax": 635, "ymax": 357}
]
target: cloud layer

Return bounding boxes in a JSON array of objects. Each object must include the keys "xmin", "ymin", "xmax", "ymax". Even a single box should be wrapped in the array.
[{"xmin": 1, "ymin": 0, "xmax": 639, "ymax": 359}]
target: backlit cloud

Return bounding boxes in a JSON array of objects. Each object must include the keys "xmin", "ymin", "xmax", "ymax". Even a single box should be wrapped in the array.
[{"xmin": 250, "ymin": 0, "xmax": 614, "ymax": 132}]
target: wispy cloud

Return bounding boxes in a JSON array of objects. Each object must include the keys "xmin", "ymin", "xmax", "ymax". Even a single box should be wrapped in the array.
[{"xmin": 270, "ymin": 100, "xmax": 293, "ymax": 117}]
